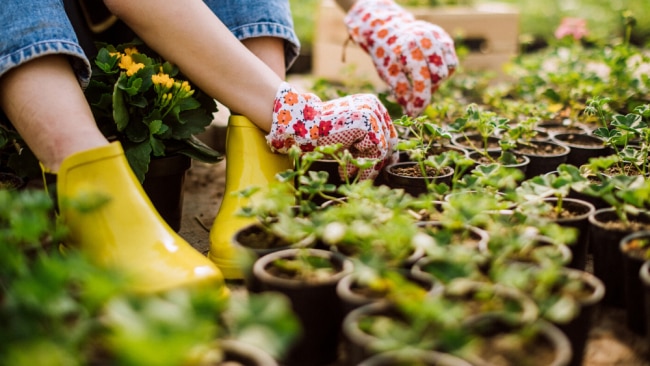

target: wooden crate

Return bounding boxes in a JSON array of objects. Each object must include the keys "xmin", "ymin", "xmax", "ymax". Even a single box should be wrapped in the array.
[{"xmin": 312, "ymin": 0, "xmax": 520, "ymax": 87}]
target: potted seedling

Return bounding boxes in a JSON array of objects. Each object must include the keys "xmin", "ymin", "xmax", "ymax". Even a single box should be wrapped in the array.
[
  {"xmin": 619, "ymin": 231, "xmax": 650, "ymax": 335},
  {"xmin": 490, "ymin": 261, "xmax": 605, "ymax": 366},
  {"xmin": 252, "ymin": 248, "xmax": 353, "ymax": 366},
  {"xmin": 515, "ymin": 164, "xmax": 596, "ymax": 269},
  {"xmin": 449, "ymin": 103, "xmax": 508, "ymax": 155},
  {"xmin": 577, "ymin": 166, "xmax": 650, "ymax": 306}
]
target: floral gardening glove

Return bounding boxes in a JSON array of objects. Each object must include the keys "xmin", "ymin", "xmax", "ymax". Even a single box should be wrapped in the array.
[
  {"xmin": 344, "ymin": 0, "xmax": 458, "ymax": 117},
  {"xmin": 266, "ymin": 82, "xmax": 398, "ymax": 180}
]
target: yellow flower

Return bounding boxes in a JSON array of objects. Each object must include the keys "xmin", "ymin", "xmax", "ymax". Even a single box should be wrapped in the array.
[
  {"xmin": 118, "ymin": 54, "xmax": 145, "ymax": 76},
  {"xmin": 152, "ymin": 72, "xmax": 174, "ymax": 89},
  {"xmin": 181, "ymin": 81, "xmax": 191, "ymax": 93},
  {"xmin": 118, "ymin": 54, "xmax": 133, "ymax": 70},
  {"xmin": 126, "ymin": 63, "xmax": 144, "ymax": 77},
  {"xmin": 124, "ymin": 47, "xmax": 139, "ymax": 56}
]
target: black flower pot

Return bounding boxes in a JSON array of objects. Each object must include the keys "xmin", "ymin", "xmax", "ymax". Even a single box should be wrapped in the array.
[
  {"xmin": 538, "ymin": 197, "xmax": 596, "ymax": 270},
  {"xmin": 514, "ymin": 140, "xmax": 570, "ymax": 179},
  {"xmin": 0, "ymin": 172, "xmax": 26, "ymax": 191},
  {"xmin": 383, "ymin": 162, "xmax": 454, "ymax": 197},
  {"xmin": 619, "ymin": 231, "xmax": 650, "ymax": 336},
  {"xmin": 551, "ymin": 133, "xmax": 608, "ymax": 167},
  {"xmin": 142, "ymin": 154, "xmax": 191, "ymax": 232},
  {"xmin": 232, "ymin": 223, "xmax": 315, "ymax": 292},
  {"xmin": 554, "ymin": 268, "xmax": 605, "ymax": 366},
  {"xmin": 640, "ymin": 260, "xmax": 650, "ymax": 342},
  {"xmin": 252, "ymin": 248, "xmax": 353, "ymax": 366},
  {"xmin": 588, "ymin": 208, "xmax": 650, "ymax": 307},
  {"xmin": 341, "ymin": 301, "xmax": 401, "ymax": 366}
]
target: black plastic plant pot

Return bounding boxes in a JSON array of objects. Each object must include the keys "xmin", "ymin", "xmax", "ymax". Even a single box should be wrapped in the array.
[
  {"xmin": 640, "ymin": 260, "xmax": 650, "ymax": 342},
  {"xmin": 514, "ymin": 140, "xmax": 570, "ymax": 179},
  {"xmin": 588, "ymin": 208, "xmax": 650, "ymax": 308},
  {"xmin": 551, "ymin": 133, "xmax": 608, "ymax": 167},
  {"xmin": 539, "ymin": 197, "xmax": 596, "ymax": 271},
  {"xmin": 383, "ymin": 162, "xmax": 454, "ymax": 197},
  {"xmin": 0, "ymin": 172, "xmax": 26, "ymax": 191},
  {"xmin": 619, "ymin": 231, "xmax": 650, "ymax": 336},
  {"xmin": 142, "ymin": 153, "xmax": 191, "ymax": 232},
  {"xmin": 252, "ymin": 248, "xmax": 353, "ymax": 366}
]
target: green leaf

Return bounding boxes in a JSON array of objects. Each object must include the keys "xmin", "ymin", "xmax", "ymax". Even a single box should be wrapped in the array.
[
  {"xmin": 112, "ymin": 76, "xmax": 129, "ymax": 132},
  {"xmin": 123, "ymin": 141, "xmax": 152, "ymax": 183},
  {"xmin": 148, "ymin": 120, "xmax": 163, "ymax": 135},
  {"xmin": 170, "ymin": 136, "xmax": 223, "ymax": 164},
  {"xmin": 149, "ymin": 136, "xmax": 166, "ymax": 157},
  {"xmin": 94, "ymin": 48, "xmax": 119, "ymax": 74}
]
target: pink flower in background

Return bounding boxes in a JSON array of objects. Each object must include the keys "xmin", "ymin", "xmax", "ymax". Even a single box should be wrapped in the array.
[{"xmin": 555, "ymin": 17, "xmax": 588, "ymax": 40}]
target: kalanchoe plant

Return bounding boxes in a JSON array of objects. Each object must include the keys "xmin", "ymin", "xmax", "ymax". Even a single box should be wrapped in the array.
[{"xmin": 85, "ymin": 41, "xmax": 222, "ymax": 182}]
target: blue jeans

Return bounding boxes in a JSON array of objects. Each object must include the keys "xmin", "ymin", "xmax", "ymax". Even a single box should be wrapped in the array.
[{"xmin": 0, "ymin": 0, "xmax": 300, "ymax": 87}]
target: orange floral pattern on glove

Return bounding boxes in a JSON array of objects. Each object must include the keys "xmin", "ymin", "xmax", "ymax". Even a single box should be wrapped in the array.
[
  {"xmin": 345, "ymin": 0, "xmax": 458, "ymax": 117},
  {"xmin": 266, "ymin": 82, "xmax": 398, "ymax": 180}
]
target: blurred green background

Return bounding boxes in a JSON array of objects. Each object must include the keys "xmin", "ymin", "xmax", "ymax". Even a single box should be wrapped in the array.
[{"xmin": 289, "ymin": 0, "xmax": 650, "ymax": 52}]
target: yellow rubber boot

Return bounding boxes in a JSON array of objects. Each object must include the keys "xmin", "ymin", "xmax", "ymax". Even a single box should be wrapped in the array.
[
  {"xmin": 208, "ymin": 115, "xmax": 292, "ymax": 279},
  {"xmin": 56, "ymin": 142, "xmax": 226, "ymax": 296}
]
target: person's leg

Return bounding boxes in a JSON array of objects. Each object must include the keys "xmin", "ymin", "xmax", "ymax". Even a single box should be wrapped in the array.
[
  {"xmin": 0, "ymin": 55, "xmax": 108, "ymax": 172},
  {"xmin": 241, "ymin": 37, "xmax": 287, "ymax": 79},
  {"xmin": 204, "ymin": 0, "xmax": 300, "ymax": 79},
  {"xmin": 102, "ymin": 0, "xmax": 291, "ymax": 132},
  {"xmin": 0, "ymin": 0, "xmax": 226, "ymax": 294}
]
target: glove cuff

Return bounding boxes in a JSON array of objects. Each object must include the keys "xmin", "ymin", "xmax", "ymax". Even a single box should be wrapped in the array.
[
  {"xmin": 266, "ymin": 82, "xmax": 323, "ymax": 154},
  {"xmin": 344, "ymin": 0, "xmax": 413, "ymax": 50}
]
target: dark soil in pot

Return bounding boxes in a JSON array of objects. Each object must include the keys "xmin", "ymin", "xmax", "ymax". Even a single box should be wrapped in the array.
[
  {"xmin": 536, "ymin": 121, "xmax": 590, "ymax": 136},
  {"xmin": 383, "ymin": 162, "xmax": 454, "ymax": 197},
  {"xmin": 551, "ymin": 133, "xmax": 608, "ymax": 167},
  {"xmin": 513, "ymin": 140, "xmax": 570, "ymax": 179},
  {"xmin": 451, "ymin": 133, "xmax": 501, "ymax": 153}
]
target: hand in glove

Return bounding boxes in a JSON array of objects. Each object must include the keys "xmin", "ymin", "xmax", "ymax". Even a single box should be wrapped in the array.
[
  {"xmin": 344, "ymin": 0, "xmax": 458, "ymax": 117},
  {"xmin": 266, "ymin": 82, "xmax": 398, "ymax": 180}
]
